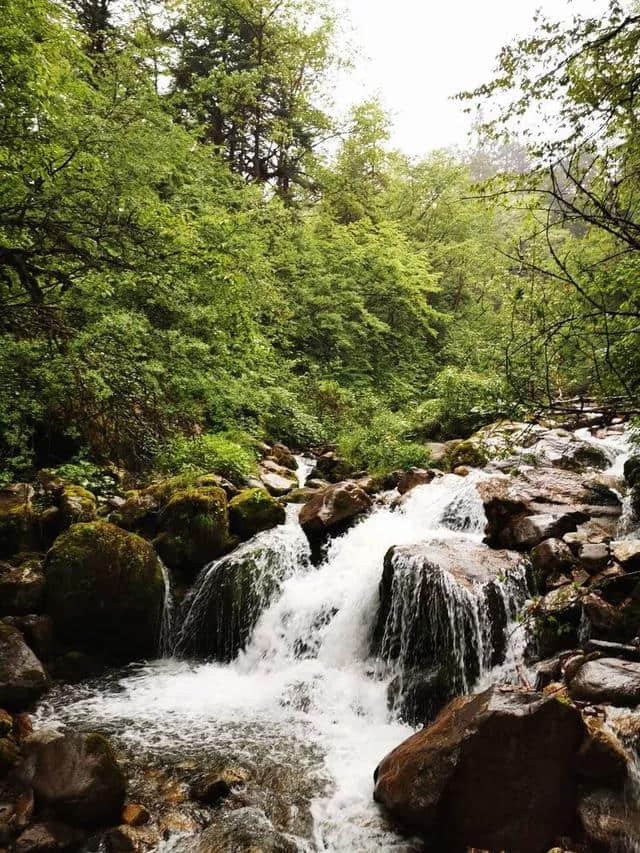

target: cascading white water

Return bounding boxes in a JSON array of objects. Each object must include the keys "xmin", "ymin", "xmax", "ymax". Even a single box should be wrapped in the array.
[
  {"xmin": 34, "ymin": 430, "xmax": 633, "ymax": 852},
  {"xmin": 37, "ymin": 468, "xmax": 522, "ymax": 851}
]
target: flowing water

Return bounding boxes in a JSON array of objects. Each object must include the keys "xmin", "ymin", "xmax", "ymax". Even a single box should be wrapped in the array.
[{"xmin": 34, "ymin": 429, "xmax": 635, "ymax": 851}]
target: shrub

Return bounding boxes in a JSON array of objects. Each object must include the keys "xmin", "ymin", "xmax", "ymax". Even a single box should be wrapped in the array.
[
  {"xmin": 411, "ymin": 367, "xmax": 513, "ymax": 440},
  {"xmin": 338, "ymin": 410, "xmax": 431, "ymax": 476},
  {"xmin": 154, "ymin": 433, "xmax": 257, "ymax": 484}
]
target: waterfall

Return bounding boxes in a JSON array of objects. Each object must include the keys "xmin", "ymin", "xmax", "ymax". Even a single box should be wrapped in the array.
[
  {"xmin": 173, "ymin": 504, "xmax": 311, "ymax": 660},
  {"xmin": 158, "ymin": 558, "xmax": 174, "ymax": 657}
]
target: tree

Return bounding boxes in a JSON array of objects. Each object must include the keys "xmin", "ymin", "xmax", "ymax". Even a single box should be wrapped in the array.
[
  {"xmin": 168, "ymin": 0, "xmax": 339, "ymax": 199},
  {"xmin": 459, "ymin": 0, "xmax": 640, "ymax": 408}
]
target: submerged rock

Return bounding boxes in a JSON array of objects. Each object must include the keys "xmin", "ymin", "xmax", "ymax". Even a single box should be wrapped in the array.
[
  {"xmin": 229, "ymin": 488, "xmax": 285, "ymax": 541},
  {"xmin": 373, "ymin": 687, "xmax": 585, "ymax": 853},
  {"xmin": 45, "ymin": 522, "xmax": 165, "ymax": 659},
  {"xmin": 0, "ymin": 624, "xmax": 47, "ymax": 710},
  {"xmin": 195, "ymin": 807, "xmax": 298, "ymax": 853},
  {"xmin": 176, "ymin": 539, "xmax": 297, "ymax": 662},
  {"xmin": 19, "ymin": 730, "xmax": 126, "ymax": 827}
]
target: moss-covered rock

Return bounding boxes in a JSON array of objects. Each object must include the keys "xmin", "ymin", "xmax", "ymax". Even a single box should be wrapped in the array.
[
  {"xmin": 446, "ymin": 441, "xmax": 488, "ymax": 470},
  {"xmin": 59, "ymin": 485, "xmax": 97, "ymax": 528},
  {"xmin": 154, "ymin": 487, "xmax": 232, "ymax": 574},
  {"xmin": 0, "ymin": 735, "xmax": 19, "ymax": 774},
  {"xmin": 110, "ymin": 489, "xmax": 161, "ymax": 534},
  {"xmin": 624, "ymin": 455, "xmax": 640, "ymax": 488},
  {"xmin": 0, "ymin": 558, "xmax": 45, "ymax": 616},
  {"xmin": 0, "ymin": 623, "xmax": 48, "ymax": 710},
  {"xmin": 45, "ymin": 522, "xmax": 165, "ymax": 660},
  {"xmin": 228, "ymin": 489, "xmax": 285, "ymax": 541},
  {"xmin": 0, "ymin": 485, "xmax": 34, "ymax": 558}
]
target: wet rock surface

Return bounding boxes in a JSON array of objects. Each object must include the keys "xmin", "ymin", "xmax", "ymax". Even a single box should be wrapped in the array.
[
  {"xmin": 0, "ymin": 624, "xmax": 47, "ymax": 710},
  {"xmin": 18, "ymin": 730, "xmax": 126, "ymax": 826},
  {"xmin": 374, "ymin": 687, "xmax": 586, "ymax": 853}
]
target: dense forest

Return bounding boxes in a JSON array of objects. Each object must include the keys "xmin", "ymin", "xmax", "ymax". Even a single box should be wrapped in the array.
[{"xmin": 2, "ymin": 0, "xmax": 639, "ymax": 485}]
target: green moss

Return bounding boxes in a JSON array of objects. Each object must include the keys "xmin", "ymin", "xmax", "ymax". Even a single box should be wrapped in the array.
[
  {"xmin": 446, "ymin": 440, "xmax": 488, "ymax": 470},
  {"xmin": 154, "ymin": 486, "xmax": 232, "ymax": 573},
  {"xmin": 60, "ymin": 484, "xmax": 97, "ymax": 527},
  {"xmin": 45, "ymin": 521, "xmax": 165, "ymax": 660},
  {"xmin": 228, "ymin": 488, "xmax": 285, "ymax": 541},
  {"xmin": 0, "ymin": 486, "xmax": 33, "ymax": 558}
]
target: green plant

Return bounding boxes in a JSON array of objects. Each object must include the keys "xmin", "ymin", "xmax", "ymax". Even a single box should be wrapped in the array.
[
  {"xmin": 337, "ymin": 410, "xmax": 431, "ymax": 476},
  {"xmin": 154, "ymin": 433, "xmax": 257, "ymax": 484}
]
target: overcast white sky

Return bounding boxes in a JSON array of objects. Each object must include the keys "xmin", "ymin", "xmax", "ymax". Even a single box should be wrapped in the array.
[{"xmin": 333, "ymin": 0, "xmax": 609, "ymax": 155}]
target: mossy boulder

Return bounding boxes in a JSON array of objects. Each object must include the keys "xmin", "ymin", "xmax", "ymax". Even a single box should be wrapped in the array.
[
  {"xmin": 0, "ymin": 485, "xmax": 34, "ymax": 558},
  {"xmin": 446, "ymin": 441, "xmax": 488, "ymax": 470},
  {"xmin": 59, "ymin": 485, "xmax": 97, "ymax": 528},
  {"xmin": 228, "ymin": 489, "xmax": 285, "ymax": 541},
  {"xmin": 624, "ymin": 455, "xmax": 640, "ymax": 488},
  {"xmin": 110, "ymin": 489, "xmax": 161, "ymax": 534},
  {"xmin": 45, "ymin": 522, "xmax": 165, "ymax": 660},
  {"xmin": 0, "ymin": 558, "xmax": 45, "ymax": 616},
  {"xmin": 154, "ymin": 487, "xmax": 232, "ymax": 574},
  {"xmin": 0, "ymin": 623, "xmax": 48, "ymax": 710}
]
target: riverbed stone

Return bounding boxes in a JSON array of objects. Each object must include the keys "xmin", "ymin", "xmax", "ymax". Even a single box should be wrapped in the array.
[
  {"xmin": 19, "ymin": 730, "xmax": 126, "ymax": 827},
  {"xmin": 59, "ymin": 485, "xmax": 97, "ymax": 528},
  {"xmin": 14, "ymin": 821, "xmax": 84, "ymax": 853},
  {"xmin": 45, "ymin": 522, "xmax": 165, "ymax": 659},
  {"xmin": 0, "ymin": 559, "xmax": 45, "ymax": 615},
  {"xmin": 568, "ymin": 658, "xmax": 640, "ymax": 705},
  {"xmin": 0, "ymin": 484, "xmax": 34, "ymax": 558},
  {"xmin": 0, "ymin": 624, "xmax": 47, "ymax": 710},
  {"xmin": 373, "ymin": 687, "xmax": 585, "ymax": 853},
  {"xmin": 299, "ymin": 481, "xmax": 371, "ymax": 541},
  {"xmin": 396, "ymin": 468, "xmax": 437, "ymax": 495},
  {"xmin": 309, "ymin": 452, "xmax": 354, "ymax": 484},
  {"xmin": 579, "ymin": 788, "xmax": 640, "ymax": 850},
  {"xmin": 195, "ymin": 807, "xmax": 298, "ymax": 853},
  {"xmin": 228, "ymin": 488, "xmax": 285, "ymax": 541},
  {"xmin": 576, "ymin": 717, "xmax": 629, "ymax": 787},
  {"xmin": 612, "ymin": 539, "xmax": 640, "ymax": 571},
  {"xmin": 530, "ymin": 538, "xmax": 574, "ymax": 586}
]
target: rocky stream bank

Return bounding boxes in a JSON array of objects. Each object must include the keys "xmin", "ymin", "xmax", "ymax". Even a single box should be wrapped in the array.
[{"xmin": 0, "ymin": 417, "xmax": 639, "ymax": 851}]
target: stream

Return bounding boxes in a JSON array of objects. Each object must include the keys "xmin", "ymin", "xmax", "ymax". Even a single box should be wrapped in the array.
[{"xmin": 33, "ymin": 430, "xmax": 635, "ymax": 851}]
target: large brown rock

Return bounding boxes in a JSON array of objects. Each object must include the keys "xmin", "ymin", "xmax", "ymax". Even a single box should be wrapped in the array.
[
  {"xmin": 19, "ymin": 730, "xmax": 126, "ymax": 827},
  {"xmin": 373, "ymin": 687, "xmax": 585, "ymax": 853},
  {"xmin": 396, "ymin": 468, "xmax": 437, "ymax": 495},
  {"xmin": 0, "ymin": 624, "xmax": 47, "ymax": 710},
  {"xmin": 299, "ymin": 481, "xmax": 371, "ymax": 539},
  {"xmin": 568, "ymin": 657, "xmax": 640, "ymax": 706}
]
